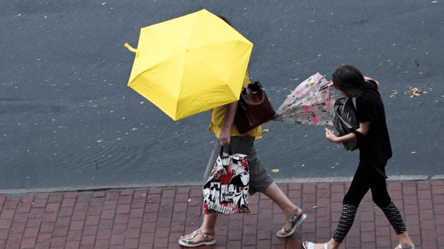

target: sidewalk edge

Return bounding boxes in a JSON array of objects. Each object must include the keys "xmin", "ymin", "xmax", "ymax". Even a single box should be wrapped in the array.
[{"xmin": 0, "ymin": 174, "xmax": 437, "ymax": 195}]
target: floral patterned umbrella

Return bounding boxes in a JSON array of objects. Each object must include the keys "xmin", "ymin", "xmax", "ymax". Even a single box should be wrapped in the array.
[{"xmin": 272, "ymin": 73, "xmax": 336, "ymax": 126}]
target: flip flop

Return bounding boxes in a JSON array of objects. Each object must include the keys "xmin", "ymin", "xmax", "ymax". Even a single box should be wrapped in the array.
[
  {"xmin": 178, "ymin": 229, "xmax": 216, "ymax": 247},
  {"xmin": 302, "ymin": 242, "xmax": 328, "ymax": 249},
  {"xmin": 398, "ymin": 244, "xmax": 415, "ymax": 249}
]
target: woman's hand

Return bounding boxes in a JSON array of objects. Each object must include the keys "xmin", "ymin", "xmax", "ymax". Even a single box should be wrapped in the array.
[
  {"xmin": 325, "ymin": 128, "xmax": 339, "ymax": 143},
  {"xmin": 364, "ymin": 75, "xmax": 380, "ymax": 89},
  {"xmin": 219, "ymin": 128, "xmax": 231, "ymax": 146}
]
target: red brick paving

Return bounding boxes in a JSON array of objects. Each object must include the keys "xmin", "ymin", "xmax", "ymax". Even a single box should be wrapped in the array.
[{"xmin": 0, "ymin": 181, "xmax": 442, "ymax": 249}]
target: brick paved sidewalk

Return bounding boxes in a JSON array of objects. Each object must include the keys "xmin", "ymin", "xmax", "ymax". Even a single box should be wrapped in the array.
[{"xmin": 0, "ymin": 180, "xmax": 442, "ymax": 249}]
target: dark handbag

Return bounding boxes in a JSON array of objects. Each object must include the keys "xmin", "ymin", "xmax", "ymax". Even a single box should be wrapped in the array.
[
  {"xmin": 233, "ymin": 81, "xmax": 276, "ymax": 134},
  {"xmin": 333, "ymin": 97, "xmax": 359, "ymax": 151}
]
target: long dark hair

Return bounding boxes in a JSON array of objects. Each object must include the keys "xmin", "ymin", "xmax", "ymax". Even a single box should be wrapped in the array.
[{"xmin": 332, "ymin": 65, "xmax": 365, "ymax": 97}]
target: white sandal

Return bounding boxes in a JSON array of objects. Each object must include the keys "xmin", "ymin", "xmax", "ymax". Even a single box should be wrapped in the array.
[
  {"xmin": 398, "ymin": 244, "xmax": 414, "ymax": 249},
  {"xmin": 302, "ymin": 242, "xmax": 328, "ymax": 249}
]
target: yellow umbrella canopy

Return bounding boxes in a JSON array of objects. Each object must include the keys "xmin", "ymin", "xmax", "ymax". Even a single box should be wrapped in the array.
[{"xmin": 125, "ymin": 9, "xmax": 253, "ymax": 121}]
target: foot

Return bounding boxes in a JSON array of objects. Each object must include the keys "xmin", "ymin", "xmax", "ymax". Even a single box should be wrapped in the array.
[
  {"xmin": 179, "ymin": 228, "xmax": 216, "ymax": 247},
  {"xmin": 276, "ymin": 207, "xmax": 306, "ymax": 237},
  {"xmin": 396, "ymin": 232, "xmax": 414, "ymax": 249},
  {"xmin": 302, "ymin": 239, "xmax": 340, "ymax": 249}
]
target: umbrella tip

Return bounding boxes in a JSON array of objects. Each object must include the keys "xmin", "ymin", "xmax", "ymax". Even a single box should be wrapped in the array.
[{"xmin": 124, "ymin": 43, "xmax": 139, "ymax": 57}]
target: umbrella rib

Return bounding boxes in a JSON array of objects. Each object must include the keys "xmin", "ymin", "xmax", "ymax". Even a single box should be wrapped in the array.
[
  {"xmin": 175, "ymin": 64, "xmax": 235, "ymax": 117},
  {"xmin": 186, "ymin": 40, "xmax": 248, "ymax": 95}
]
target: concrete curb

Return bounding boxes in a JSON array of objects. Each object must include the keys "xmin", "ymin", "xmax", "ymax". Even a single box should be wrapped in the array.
[
  {"xmin": 274, "ymin": 175, "xmax": 431, "ymax": 183},
  {"xmin": 0, "ymin": 181, "xmax": 204, "ymax": 195},
  {"xmin": 0, "ymin": 174, "xmax": 439, "ymax": 195},
  {"xmin": 431, "ymin": 175, "xmax": 444, "ymax": 180}
]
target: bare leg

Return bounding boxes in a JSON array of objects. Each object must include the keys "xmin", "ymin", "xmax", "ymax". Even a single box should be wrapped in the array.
[
  {"xmin": 261, "ymin": 182, "xmax": 300, "ymax": 217},
  {"xmin": 201, "ymin": 212, "xmax": 217, "ymax": 234},
  {"xmin": 395, "ymin": 232, "xmax": 414, "ymax": 249},
  {"xmin": 262, "ymin": 182, "xmax": 306, "ymax": 238}
]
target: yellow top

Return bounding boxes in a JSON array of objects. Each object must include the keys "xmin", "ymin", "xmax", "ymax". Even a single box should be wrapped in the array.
[{"xmin": 208, "ymin": 72, "xmax": 262, "ymax": 139}]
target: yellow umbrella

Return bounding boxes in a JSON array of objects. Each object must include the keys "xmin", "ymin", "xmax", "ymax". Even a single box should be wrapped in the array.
[{"xmin": 125, "ymin": 9, "xmax": 253, "ymax": 121}]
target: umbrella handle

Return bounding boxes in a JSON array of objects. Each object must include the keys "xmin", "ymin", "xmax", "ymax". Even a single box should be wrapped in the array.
[
  {"xmin": 124, "ymin": 43, "xmax": 139, "ymax": 58},
  {"xmin": 326, "ymin": 81, "xmax": 334, "ymax": 101}
]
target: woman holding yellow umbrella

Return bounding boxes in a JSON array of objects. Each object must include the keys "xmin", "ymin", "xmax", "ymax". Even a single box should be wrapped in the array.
[{"xmin": 178, "ymin": 15, "xmax": 306, "ymax": 247}]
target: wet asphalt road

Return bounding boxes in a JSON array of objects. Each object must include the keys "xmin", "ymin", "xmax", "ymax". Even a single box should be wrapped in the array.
[{"xmin": 1, "ymin": 0, "xmax": 443, "ymax": 190}]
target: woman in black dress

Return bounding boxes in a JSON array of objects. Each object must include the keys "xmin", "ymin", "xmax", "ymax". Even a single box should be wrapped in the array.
[{"xmin": 303, "ymin": 65, "xmax": 415, "ymax": 249}]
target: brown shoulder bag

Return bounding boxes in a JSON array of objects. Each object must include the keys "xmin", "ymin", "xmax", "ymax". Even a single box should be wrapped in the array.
[{"xmin": 233, "ymin": 80, "xmax": 275, "ymax": 134}]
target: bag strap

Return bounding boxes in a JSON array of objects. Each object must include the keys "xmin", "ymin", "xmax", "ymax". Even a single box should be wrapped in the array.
[
  {"xmin": 246, "ymin": 70, "xmax": 252, "ymax": 84},
  {"xmin": 327, "ymin": 81, "xmax": 334, "ymax": 101},
  {"xmin": 242, "ymin": 90, "xmax": 266, "ymax": 105},
  {"xmin": 219, "ymin": 145, "xmax": 233, "ymax": 157},
  {"xmin": 351, "ymin": 97, "xmax": 357, "ymax": 112}
]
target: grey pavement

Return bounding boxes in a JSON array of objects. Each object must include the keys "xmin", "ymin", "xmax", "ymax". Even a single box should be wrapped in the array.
[{"xmin": 0, "ymin": 179, "xmax": 443, "ymax": 249}]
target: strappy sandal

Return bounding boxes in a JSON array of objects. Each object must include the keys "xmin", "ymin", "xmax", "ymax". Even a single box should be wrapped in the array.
[
  {"xmin": 178, "ymin": 228, "xmax": 216, "ymax": 247},
  {"xmin": 398, "ymin": 244, "xmax": 415, "ymax": 249},
  {"xmin": 276, "ymin": 207, "xmax": 307, "ymax": 237},
  {"xmin": 302, "ymin": 242, "xmax": 328, "ymax": 249}
]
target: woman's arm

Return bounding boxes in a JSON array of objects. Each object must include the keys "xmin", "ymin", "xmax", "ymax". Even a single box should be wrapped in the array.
[
  {"xmin": 219, "ymin": 101, "xmax": 238, "ymax": 146},
  {"xmin": 325, "ymin": 121, "xmax": 370, "ymax": 143},
  {"xmin": 364, "ymin": 76, "xmax": 380, "ymax": 90}
]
